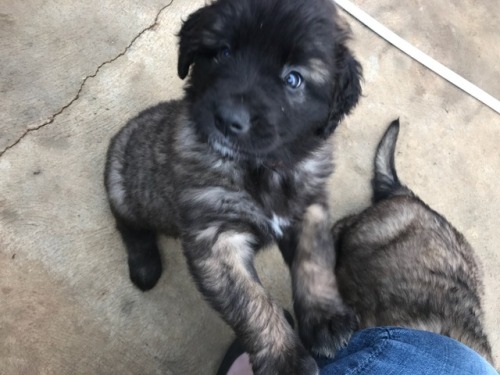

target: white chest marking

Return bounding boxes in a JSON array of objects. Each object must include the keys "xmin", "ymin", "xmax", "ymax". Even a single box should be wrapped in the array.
[{"xmin": 270, "ymin": 213, "xmax": 291, "ymax": 238}]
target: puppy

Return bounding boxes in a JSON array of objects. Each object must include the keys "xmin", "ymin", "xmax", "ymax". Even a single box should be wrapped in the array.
[
  {"xmin": 332, "ymin": 119, "xmax": 494, "ymax": 365},
  {"xmin": 104, "ymin": 0, "xmax": 362, "ymax": 373}
]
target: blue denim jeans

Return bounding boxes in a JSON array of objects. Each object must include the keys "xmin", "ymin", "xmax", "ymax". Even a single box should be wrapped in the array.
[{"xmin": 316, "ymin": 327, "xmax": 497, "ymax": 375}]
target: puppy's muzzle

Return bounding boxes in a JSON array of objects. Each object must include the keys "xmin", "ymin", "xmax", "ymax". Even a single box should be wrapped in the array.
[{"xmin": 214, "ymin": 103, "xmax": 251, "ymax": 137}]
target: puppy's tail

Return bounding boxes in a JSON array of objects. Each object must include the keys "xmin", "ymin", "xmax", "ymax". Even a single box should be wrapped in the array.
[{"xmin": 372, "ymin": 119, "xmax": 411, "ymax": 202}]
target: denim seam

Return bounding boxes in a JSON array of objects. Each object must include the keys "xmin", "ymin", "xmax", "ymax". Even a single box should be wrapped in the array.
[{"xmin": 348, "ymin": 328, "xmax": 391, "ymax": 375}]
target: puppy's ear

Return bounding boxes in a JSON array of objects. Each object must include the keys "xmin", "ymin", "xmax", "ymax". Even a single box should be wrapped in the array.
[
  {"xmin": 177, "ymin": 7, "xmax": 213, "ymax": 79},
  {"xmin": 323, "ymin": 45, "xmax": 362, "ymax": 137}
]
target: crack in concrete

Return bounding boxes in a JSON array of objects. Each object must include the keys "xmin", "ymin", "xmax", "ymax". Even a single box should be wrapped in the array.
[{"xmin": 0, "ymin": 0, "xmax": 174, "ymax": 157}]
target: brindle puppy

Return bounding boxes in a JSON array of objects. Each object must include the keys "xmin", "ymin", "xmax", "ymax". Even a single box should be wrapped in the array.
[
  {"xmin": 104, "ymin": 0, "xmax": 362, "ymax": 373},
  {"xmin": 332, "ymin": 119, "xmax": 494, "ymax": 366}
]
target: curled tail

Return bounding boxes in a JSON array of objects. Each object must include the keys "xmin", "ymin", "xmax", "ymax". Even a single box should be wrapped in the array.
[{"xmin": 372, "ymin": 119, "xmax": 411, "ymax": 202}]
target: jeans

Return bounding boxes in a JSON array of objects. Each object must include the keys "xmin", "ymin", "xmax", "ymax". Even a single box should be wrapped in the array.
[{"xmin": 316, "ymin": 327, "xmax": 497, "ymax": 375}]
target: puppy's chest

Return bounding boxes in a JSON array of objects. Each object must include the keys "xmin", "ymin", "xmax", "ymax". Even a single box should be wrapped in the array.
[{"xmin": 244, "ymin": 168, "xmax": 313, "ymax": 236}]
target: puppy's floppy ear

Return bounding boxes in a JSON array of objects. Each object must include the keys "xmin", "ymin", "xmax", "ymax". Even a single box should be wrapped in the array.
[
  {"xmin": 323, "ymin": 45, "xmax": 362, "ymax": 137},
  {"xmin": 177, "ymin": 7, "xmax": 214, "ymax": 79}
]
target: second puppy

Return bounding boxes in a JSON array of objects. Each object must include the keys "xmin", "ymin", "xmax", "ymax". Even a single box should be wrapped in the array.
[{"xmin": 332, "ymin": 119, "xmax": 494, "ymax": 365}]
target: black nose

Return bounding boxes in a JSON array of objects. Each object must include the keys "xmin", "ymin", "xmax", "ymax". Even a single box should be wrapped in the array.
[{"xmin": 214, "ymin": 104, "xmax": 251, "ymax": 136}]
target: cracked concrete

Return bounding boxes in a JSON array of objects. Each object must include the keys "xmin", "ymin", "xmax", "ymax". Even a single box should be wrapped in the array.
[
  {"xmin": 0, "ymin": 0, "xmax": 499, "ymax": 374},
  {"xmin": 0, "ymin": 0, "xmax": 174, "ymax": 153},
  {"xmin": 0, "ymin": 1, "xmax": 174, "ymax": 157}
]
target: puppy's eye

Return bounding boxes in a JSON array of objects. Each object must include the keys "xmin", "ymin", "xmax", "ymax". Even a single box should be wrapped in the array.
[
  {"xmin": 284, "ymin": 71, "xmax": 303, "ymax": 89},
  {"xmin": 217, "ymin": 47, "xmax": 231, "ymax": 60}
]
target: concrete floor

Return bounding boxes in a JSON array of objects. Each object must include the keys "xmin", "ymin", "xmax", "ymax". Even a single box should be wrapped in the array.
[{"xmin": 0, "ymin": 1, "xmax": 498, "ymax": 374}]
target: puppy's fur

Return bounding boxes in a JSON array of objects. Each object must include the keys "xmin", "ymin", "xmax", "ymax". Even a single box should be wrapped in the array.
[
  {"xmin": 332, "ymin": 120, "xmax": 494, "ymax": 365},
  {"xmin": 104, "ymin": 0, "xmax": 362, "ymax": 373}
]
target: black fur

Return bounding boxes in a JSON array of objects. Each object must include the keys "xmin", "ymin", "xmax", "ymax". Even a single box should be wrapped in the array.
[{"xmin": 178, "ymin": 0, "xmax": 362, "ymax": 165}]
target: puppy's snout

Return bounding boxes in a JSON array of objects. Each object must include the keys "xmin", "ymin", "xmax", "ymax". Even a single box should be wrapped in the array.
[{"xmin": 214, "ymin": 104, "xmax": 251, "ymax": 136}]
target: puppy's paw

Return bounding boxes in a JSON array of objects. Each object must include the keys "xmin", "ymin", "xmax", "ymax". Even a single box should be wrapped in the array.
[
  {"xmin": 128, "ymin": 251, "xmax": 162, "ymax": 291},
  {"xmin": 254, "ymin": 348, "xmax": 319, "ymax": 375},
  {"xmin": 299, "ymin": 303, "xmax": 358, "ymax": 358},
  {"xmin": 290, "ymin": 353, "xmax": 319, "ymax": 375}
]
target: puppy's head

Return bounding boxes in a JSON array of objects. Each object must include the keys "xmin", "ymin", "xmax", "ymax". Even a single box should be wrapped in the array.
[{"xmin": 178, "ymin": 0, "xmax": 362, "ymax": 164}]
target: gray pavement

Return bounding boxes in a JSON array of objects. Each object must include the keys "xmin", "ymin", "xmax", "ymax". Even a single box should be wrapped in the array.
[{"xmin": 1, "ymin": 1, "xmax": 499, "ymax": 374}]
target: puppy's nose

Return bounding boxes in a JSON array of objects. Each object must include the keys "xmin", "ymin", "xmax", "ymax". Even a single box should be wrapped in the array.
[{"xmin": 214, "ymin": 104, "xmax": 251, "ymax": 136}]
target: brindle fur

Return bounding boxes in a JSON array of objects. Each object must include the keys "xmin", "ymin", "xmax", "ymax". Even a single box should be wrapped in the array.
[
  {"xmin": 332, "ymin": 119, "xmax": 494, "ymax": 366},
  {"xmin": 104, "ymin": 0, "xmax": 362, "ymax": 373}
]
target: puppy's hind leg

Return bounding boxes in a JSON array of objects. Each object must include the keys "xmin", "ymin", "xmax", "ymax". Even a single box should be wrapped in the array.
[{"xmin": 115, "ymin": 218, "xmax": 162, "ymax": 291}]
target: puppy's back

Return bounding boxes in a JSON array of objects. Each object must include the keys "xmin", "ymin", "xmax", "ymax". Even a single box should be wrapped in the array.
[{"xmin": 333, "ymin": 120, "xmax": 494, "ymax": 365}]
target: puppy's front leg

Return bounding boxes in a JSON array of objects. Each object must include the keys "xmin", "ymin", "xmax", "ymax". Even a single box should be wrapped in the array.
[
  {"xmin": 288, "ymin": 204, "xmax": 358, "ymax": 357},
  {"xmin": 183, "ymin": 229, "xmax": 318, "ymax": 375}
]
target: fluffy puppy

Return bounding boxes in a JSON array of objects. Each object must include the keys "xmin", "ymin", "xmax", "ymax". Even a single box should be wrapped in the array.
[
  {"xmin": 104, "ymin": 0, "xmax": 362, "ymax": 373},
  {"xmin": 332, "ymin": 120, "xmax": 494, "ymax": 366}
]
